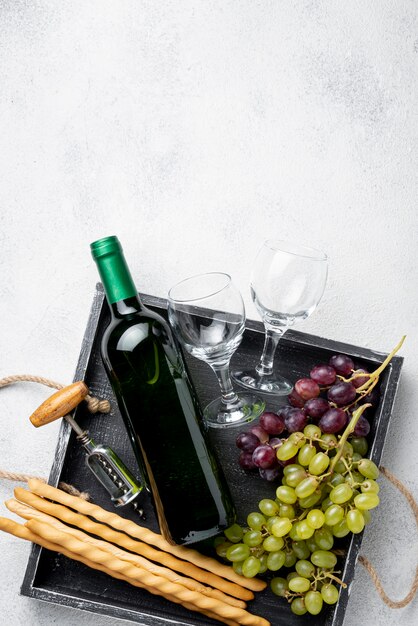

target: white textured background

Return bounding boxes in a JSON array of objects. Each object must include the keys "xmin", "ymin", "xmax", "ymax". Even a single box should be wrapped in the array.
[{"xmin": 0, "ymin": 1, "xmax": 417, "ymax": 625}]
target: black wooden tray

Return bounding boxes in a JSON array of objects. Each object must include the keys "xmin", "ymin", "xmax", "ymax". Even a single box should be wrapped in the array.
[{"xmin": 21, "ymin": 284, "xmax": 403, "ymax": 626}]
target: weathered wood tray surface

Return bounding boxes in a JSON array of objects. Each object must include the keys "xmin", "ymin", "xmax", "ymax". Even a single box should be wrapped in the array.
[{"xmin": 20, "ymin": 284, "xmax": 403, "ymax": 626}]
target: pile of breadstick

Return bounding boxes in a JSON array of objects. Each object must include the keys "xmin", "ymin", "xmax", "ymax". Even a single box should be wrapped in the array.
[{"xmin": 0, "ymin": 478, "xmax": 270, "ymax": 626}]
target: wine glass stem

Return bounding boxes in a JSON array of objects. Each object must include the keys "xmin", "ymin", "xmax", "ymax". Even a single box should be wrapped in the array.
[
  {"xmin": 212, "ymin": 363, "xmax": 239, "ymax": 406},
  {"xmin": 256, "ymin": 327, "xmax": 284, "ymax": 376}
]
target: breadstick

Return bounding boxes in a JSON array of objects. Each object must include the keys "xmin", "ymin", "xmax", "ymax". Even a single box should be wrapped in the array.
[
  {"xmin": 28, "ymin": 478, "xmax": 266, "ymax": 593},
  {"xmin": 26, "ymin": 519, "xmax": 269, "ymax": 626},
  {"xmin": 0, "ymin": 517, "xmax": 239, "ymax": 626},
  {"xmin": 6, "ymin": 498, "xmax": 245, "ymax": 610},
  {"xmin": 16, "ymin": 487, "xmax": 253, "ymax": 602}
]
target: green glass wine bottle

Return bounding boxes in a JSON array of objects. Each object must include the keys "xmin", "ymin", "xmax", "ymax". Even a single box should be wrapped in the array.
[{"xmin": 90, "ymin": 236, "xmax": 235, "ymax": 545}]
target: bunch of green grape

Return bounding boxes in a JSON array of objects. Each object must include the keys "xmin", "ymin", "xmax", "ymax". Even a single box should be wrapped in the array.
[{"xmin": 215, "ymin": 423, "xmax": 381, "ymax": 616}]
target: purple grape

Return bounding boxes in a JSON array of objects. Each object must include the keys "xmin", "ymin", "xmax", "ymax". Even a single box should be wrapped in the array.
[
  {"xmin": 259, "ymin": 411, "xmax": 285, "ymax": 435},
  {"xmin": 252, "ymin": 444, "xmax": 277, "ymax": 469},
  {"xmin": 284, "ymin": 408, "xmax": 308, "ymax": 433},
  {"xmin": 327, "ymin": 381, "xmax": 357, "ymax": 406},
  {"xmin": 318, "ymin": 408, "xmax": 348, "ymax": 433},
  {"xmin": 352, "ymin": 415, "xmax": 371, "ymax": 437},
  {"xmin": 352, "ymin": 368, "xmax": 370, "ymax": 389},
  {"xmin": 287, "ymin": 388, "xmax": 305, "ymax": 408},
  {"xmin": 249, "ymin": 424, "xmax": 269, "ymax": 444},
  {"xmin": 269, "ymin": 437, "xmax": 283, "ymax": 448},
  {"xmin": 359, "ymin": 387, "xmax": 380, "ymax": 407},
  {"xmin": 259, "ymin": 467, "xmax": 281, "ymax": 481},
  {"xmin": 304, "ymin": 397, "xmax": 330, "ymax": 420},
  {"xmin": 276, "ymin": 405, "xmax": 294, "ymax": 419},
  {"xmin": 235, "ymin": 432, "xmax": 260, "ymax": 453},
  {"xmin": 239, "ymin": 451, "xmax": 256, "ymax": 470},
  {"xmin": 295, "ymin": 378, "xmax": 320, "ymax": 400},
  {"xmin": 329, "ymin": 354, "xmax": 355, "ymax": 376},
  {"xmin": 310, "ymin": 364, "xmax": 336, "ymax": 386}
]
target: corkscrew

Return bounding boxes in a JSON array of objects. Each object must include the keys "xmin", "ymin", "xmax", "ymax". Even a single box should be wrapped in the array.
[{"xmin": 29, "ymin": 382, "xmax": 144, "ymax": 515}]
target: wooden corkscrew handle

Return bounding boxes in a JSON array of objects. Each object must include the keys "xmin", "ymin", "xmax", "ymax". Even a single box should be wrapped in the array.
[{"xmin": 29, "ymin": 381, "xmax": 89, "ymax": 428}]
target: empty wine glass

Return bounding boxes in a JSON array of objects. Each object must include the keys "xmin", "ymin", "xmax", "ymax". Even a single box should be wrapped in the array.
[
  {"xmin": 233, "ymin": 240, "xmax": 328, "ymax": 395},
  {"xmin": 168, "ymin": 272, "xmax": 265, "ymax": 428}
]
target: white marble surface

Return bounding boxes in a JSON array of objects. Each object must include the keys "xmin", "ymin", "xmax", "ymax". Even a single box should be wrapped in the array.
[{"xmin": 0, "ymin": 1, "xmax": 417, "ymax": 625}]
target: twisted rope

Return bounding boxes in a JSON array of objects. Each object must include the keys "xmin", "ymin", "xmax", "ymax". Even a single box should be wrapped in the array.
[
  {"xmin": 358, "ymin": 465, "xmax": 418, "ymax": 608},
  {"xmin": 0, "ymin": 469, "xmax": 91, "ymax": 501}
]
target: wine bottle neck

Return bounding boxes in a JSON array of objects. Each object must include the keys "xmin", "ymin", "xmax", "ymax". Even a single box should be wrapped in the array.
[
  {"xmin": 110, "ymin": 295, "xmax": 143, "ymax": 319},
  {"xmin": 91, "ymin": 236, "xmax": 139, "ymax": 308}
]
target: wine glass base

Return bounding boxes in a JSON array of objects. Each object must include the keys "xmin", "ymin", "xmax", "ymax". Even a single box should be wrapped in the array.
[
  {"xmin": 232, "ymin": 369, "xmax": 293, "ymax": 396},
  {"xmin": 203, "ymin": 393, "xmax": 265, "ymax": 429}
]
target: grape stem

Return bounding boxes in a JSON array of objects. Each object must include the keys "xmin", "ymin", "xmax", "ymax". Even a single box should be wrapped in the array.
[
  {"xmin": 329, "ymin": 404, "xmax": 372, "ymax": 475},
  {"xmin": 355, "ymin": 335, "xmax": 406, "ymax": 393}
]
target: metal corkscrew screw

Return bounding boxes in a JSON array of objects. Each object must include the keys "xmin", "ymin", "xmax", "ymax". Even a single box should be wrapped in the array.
[{"xmin": 29, "ymin": 381, "xmax": 144, "ymax": 515}]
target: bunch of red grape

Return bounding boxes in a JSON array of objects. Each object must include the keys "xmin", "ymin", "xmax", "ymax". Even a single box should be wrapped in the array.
[{"xmin": 236, "ymin": 353, "xmax": 379, "ymax": 482}]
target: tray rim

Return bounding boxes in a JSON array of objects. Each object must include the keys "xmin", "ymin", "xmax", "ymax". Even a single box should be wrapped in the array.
[{"xmin": 20, "ymin": 283, "xmax": 404, "ymax": 626}]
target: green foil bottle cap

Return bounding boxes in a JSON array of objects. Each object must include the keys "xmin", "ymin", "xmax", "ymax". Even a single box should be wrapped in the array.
[{"xmin": 90, "ymin": 236, "xmax": 138, "ymax": 304}]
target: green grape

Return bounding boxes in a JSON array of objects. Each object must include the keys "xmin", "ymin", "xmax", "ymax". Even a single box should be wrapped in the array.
[
  {"xmin": 306, "ymin": 536, "xmax": 318, "ymax": 552},
  {"xmin": 215, "ymin": 540, "xmax": 232, "ymax": 558},
  {"xmin": 276, "ymin": 485, "xmax": 297, "ymax": 504},
  {"xmin": 284, "ymin": 550, "xmax": 297, "ymax": 568},
  {"xmin": 224, "ymin": 523, "xmax": 244, "ymax": 543},
  {"xmin": 321, "ymin": 583, "xmax": 339, "ymax": 604},
  {"xmin": 242, "ymin": 555, "xmax": 261, "ymax": 578},
  {"xmin": 270, "ymin": 576, "xmax": 289, "ymax": 597},
  {"xmin": 226, "ymin": 543, "xmax": 250, "ymax": 562},
  {"xmin": 351, "ymin": 452, "xmax": 363, "ymax": 463},
  {"xmin": 305, "ymin": 590, "xmax": 323, "ymax": 615},
  {"xmin": 232, "ymin": 560, "xmax": 243, "ymax": 575},
  {"xmin": 267, "ymin": 550, "xmax": 286, "ymax": 571},
  {"xmin": 291, "ymin": 597, "xmax": 307, "ymax": 615},
  {"xmin": 307, "ymin": 509, "xmax": 325, "ymax": 529},
  {"xmin": 332, "ymin": 518, "xmax": 350, "ymax": 538},
  {"xmin": 311, "ymin": 549, "xmax": 337, "ymax": 569},
  {"xmin": 296, "ymin": 520, "xmax": 315, "ymax": 540},
  {"xmin": 213, "ymin": 536, "xmax": 225, "ymax": 547},
  {"xmin": 259, "ymin": 498, "xmax": 279, "ymax": 516},
  {"xmin": 258, "ymin": 552, "xmax": 269, "ymax": 574},
  {"xmin": 345, "ymin": 471, "xmax": 365, "ymax": 487},
  {"xmin": 330, "ymin": 473, "xmax": 346, "ymax": 488},
  {"xmin": 263, "ymin": 535, "xmax": 285, "ymax": 552},
  {"xmin": 287, "ymin": 571, "xmax": 299, "ymax": 582},
  {"xmin": 309, "ymin": 452, "xmax": 330, "ymax": 475},
  {"xmin": 265, "ymin": 516, "xmax": 278, "ymax": 533},
  {"xmin": 362, "ymin": 509, "xmax": 372, "ymax": 525},
  {"xmin": 330, "ymin": 483, "xmax": 353, "ymax": 504},
  {"xmin": 295, "ymin": 476, "xmax": 319, "ymax": 499},
  {"xmin": 289, "ymin": 524, "xmax": 302, "ymax": 541},
  {"xmin": 279, "ymin": 503, "xmax": 296, "ymax": 518},
  {"xmin": 247, "ymin": 512, "xmax": 266, "ymax": 531},
  {"xmin": 271, "ymin": 517, "xmax": 292, "ymax": 537},
  {"xmin": 295, "ymin": 559, "xmax": 315, "ymax": 579},
  {"xmin": 277, "ymin": 440, "xmax": 299, "ymax": 461},
  {"xmin": 243, "ymin": 530, "xmax": 263, "ymax": 547},
  {"xmin": 346, "ymin": 509, "xmax": 365, "ymax": 533},
  {"xmin": 350, "ymin": 437, "xmax": 368, "ymax": 456},
  {"xmin": 288, "ymin": 431, "xmax": 306, "ymax": 448},
  {"xmin": 321, "ymin": 496, "xmax": 333, "ymax": 512},
  {"xmin": 281, "ymin": 477, "xmax": 288, "ymax": 486},
  {"xmin": 304, "ymin": 424, "xmax": 322, "ymax": 438},
  {"xmin": 314, "ymin": 527, "xmax": 334, "ymax": 550},
  {"xmin": 341, "ymin": 441, "xmax": 354, "ymax": 457},
  {"xmin": 288, "ymin": 576, "xmax": 311, "ymax": 593},
  {"xmin": 298, "ymin": 489, "xmax": 323, "ymax": 509},
  {"xmin": 324, "ymin": 504, "xmax": 344, "ymax": 526},
  {"xmin": 333, "ymin": 459, "xmax": 347, "ymax": 474},
  {"xmin": 361, "ymin": 479, "xmax": 380, "ymax": 494},
  {"xmin": 285, "ymin": 467, "xmax": 307, "ymax": 487},
  {"xmin": 354, "ymin": 493, "xmax": 380, "ymax": 510},
  {"xmin": 298, "ymin": 443, "xmax": 317, "ymax": 467},
  {"xmin": 292, "ymin": 540, "xmax": 311, "ymax": 560},
  {"xmin": 357, "ymin": 459, "xmax": 379, "ymax": 479},
  {"xmin": 283, "ymin": 463, "xmax": 304, "ymax": 474},
  {"xmin": 319, "ymin": 433, "xmax": 338, "ymax": 450}
]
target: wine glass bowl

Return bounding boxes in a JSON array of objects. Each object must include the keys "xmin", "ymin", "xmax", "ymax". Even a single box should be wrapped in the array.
[
  {"xmin": 168, "ymin": 272, "xmax": 265, "ymax": 428},
  {"xmin": 233, "ymin": 240, "xmax": 328, "ymax": 395}
]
